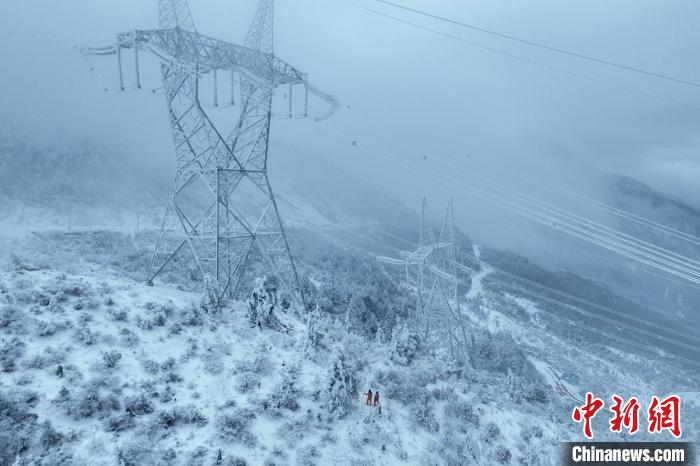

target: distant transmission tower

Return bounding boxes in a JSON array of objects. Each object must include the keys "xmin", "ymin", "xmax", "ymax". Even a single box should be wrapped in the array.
[
  {"xmin": 379, "ymin": 197, "xmax": 471, "ymax": 363},
  {"xmin": 80, "ymin": 0, "xmax": 337, "ymax": 305}
]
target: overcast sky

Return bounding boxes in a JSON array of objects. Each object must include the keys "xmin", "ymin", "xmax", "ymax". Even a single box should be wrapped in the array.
[{"xmin": 1, "ymin": 0, "xmax": 699, "ymax": 248}]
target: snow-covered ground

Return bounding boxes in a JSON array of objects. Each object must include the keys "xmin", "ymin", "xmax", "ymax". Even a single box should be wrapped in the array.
[
  {"xmin": 1, "ymin": 223, "xmax": 696, "ymax": 466},
  {"xmin": 0, "ymin": 139, "xmax": 698, "ymax": 465}
]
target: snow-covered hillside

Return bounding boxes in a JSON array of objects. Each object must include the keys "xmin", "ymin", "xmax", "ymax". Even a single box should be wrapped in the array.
[
  {"xmin": 0, "ymin": 137, "xmax": 698, "ymax": 465},
  {"xmin": 1, "ymin": 225, "xmax": 697, "ymax": 465}
]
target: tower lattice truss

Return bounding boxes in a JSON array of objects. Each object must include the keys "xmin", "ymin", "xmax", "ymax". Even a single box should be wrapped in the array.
[
  {"xmin": 82, "ymin": 0, "xmax": 337, "ymax": 305},
  {"xmin": 379, "ymin": 198, "xmax": 471, "ymax": 363}
]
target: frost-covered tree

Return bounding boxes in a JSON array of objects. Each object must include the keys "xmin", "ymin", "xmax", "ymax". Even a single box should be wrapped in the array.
[
  {"xmin": 375, "ymin": 325, "xmax": 386, "ymax": 344},
  {"xmin": 202, "ymin": 274, "xmax": 222, "ymax": 309},
  {"xmin": 247, "ymin": 276, "xmax": 288, "ymax": 331},
  {"xmin": 269, "ymin": 364, "xmax": 300, "ymax": 412},
  {"xmin": 391, "ymin": 324, "xmax": 422, "ymax": 366},
  {"xmin": 323, "ymin": 345, "xmax": 356, "ymax": 419},
  {"xmin": 345, "ymin": 291, "xmax": 379, "ymax": 339},
  {"xmin": 301, "ymin": 307, "xmax": 324, "ymax": 355}
]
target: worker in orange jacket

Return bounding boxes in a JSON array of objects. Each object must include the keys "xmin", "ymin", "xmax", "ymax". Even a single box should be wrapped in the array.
[
  {"xmin": 373, "ymin": 391, "xmax": 380, "ymax": 407},
  {"xmin": 365, "ymin": 389, "xmax": 373, "ymax": 405}
]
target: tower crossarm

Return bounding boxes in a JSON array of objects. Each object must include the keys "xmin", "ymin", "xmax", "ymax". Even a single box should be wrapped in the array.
[{"xmin": 111, "ymin": 28, "xmax": 306, "ymax": 86}]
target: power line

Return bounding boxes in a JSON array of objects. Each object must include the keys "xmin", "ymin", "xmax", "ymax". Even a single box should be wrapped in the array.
[
  {"xmin": 375, "ymin": 0, "xmax": 700, "ymax": 88},
  {"xmin": 518, "ymin": 173, "xmax": 700, "ymax": 247},
  {"xmin": 441, "ymin": 160, "xmax": 700, "ymax": 275},
  {"xmin": 317, "ymin": 125, "xmax": 700, "ymax": 288},
  {"xmin": 443, "ymin": 153, "xmax": 700, "ymax": 249},
  {"xmin": 483, "ymin": 272, "xmax": 700, "ymax": 360},
  {"xmin": 337, "ymin": 0, "xmax": 699, "ymax": 109},
  {"xmin": 378, "ymin": 150, "xmax": 700, "ymax": 286},
  {"xmin": 336, "ymin": 208, "xmax": 700, "ymax": 352},
  {"xmin": 375, "ymin": 224, "xmax": 700, "ymax": 344},
  {"xmin": 456, "ymin": 255, "xmax": 700, "ymax": 345},
  {"xmin": 368, "ymin": 219, "xmax": 700, "ymax": 367}
]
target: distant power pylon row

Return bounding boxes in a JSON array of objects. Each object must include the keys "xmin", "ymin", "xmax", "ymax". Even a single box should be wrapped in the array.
[
  {"xmin": 379, "ymin": 198, "xmax": 471, "ymax": 363},
  {"xmin": 81, "ymin": 0, "xmax": 337, "ymax": 305}
]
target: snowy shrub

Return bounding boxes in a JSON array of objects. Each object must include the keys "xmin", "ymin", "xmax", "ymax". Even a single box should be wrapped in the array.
[
  {"xmin": 180, "ymin": 305, "xmax": 204, "ymax": 327},
  {"xmin": 108, "ymin": 307, "xmax": 129, "ymax": 321},
  {"xmin": 61, "ymin": 282, "xmax": 89, "ymax": 298},
  {"xmin": 411, "ymin": 391, "xmax": 439, "ymax": 432},
  {"xmin": 105, "ymin": 413, "xmax": 135, "ymax": 432},
  {"xmin": 23, "ymin": 347, "xmax": 64, "ymax": 370},
  {"xmin": 235, "ymin": 348, "xmax": 270, "ymax": 376},
  {"xmin": 277, "ymin": 416, "xmax": 310, "ymax": 443},
  {"xmin": 188, "ymin": 446, "xmax": 209, "ymax": 463},
  {"xmin": 71, "ymin": 324, "xmax": 96, "ymax": 345},
  {"xmin": 221, "ymin": 456, "xmax": 248, "ymax": 466},
  {"xmin": 172, "ymin": 405, "xmax": 208, "ymax": 427},
  {"xmin": 215, "ymin": 408, "xmax": 257, "ymax": 444},
  {"xmin": 0, "ymin": 306, "xmax": 27, "ymax": 334},
  {"xmin": 75, "ymin": 297, "xmax": 100, "ymax": 311},
  {"xmin": 391, "ymin": 325, "xmax": 422, "ymax": 366},
  {"xmin": 431, "ymin": 386, "xmax": 452, "ymax": 401},
  {"xmin": 495, "ymin": 445, "xmax": 511, "ymax": 464},
  {"xmin": 0, "ymin": 392, "xmax": 39, "ymax": 465},
  {"xmin": 15, "ymin": 375, "xmax": 33, "ymax": 386},
  {"xmin": 1, "ymin": 338, "xmax": 26, "ymax": 372},
  {"xmin": 532, "ymin": 425, "xmax": 543, "ymax": 438},
  {"xmin": 560, "ymin": 370, "xmax": 581, "ymax": 385},
  {"xmin": 2, "ymin": 357, "xmax": 17, "ymax": 373},
  {"xmin": 374, "ymin": 368, "xmax": 405, "ymax": 401},
  {"xmin": 203, "ymin": 351, "xmax": 224, "ymax": 375},
  {"xmin": 38, "ymin": 421, "xmax": 63, "ymax": 450},
  {"xmin": 124, "ymin": 394, "xmax": 154, "ymax": 416},
  {"xmin": 152, "ymin": 410, "xmax": 178, "ymax": 431},
  {"xmin": 515, "ymin": 381, "xmax": 550, "ymax": 404},
  {"xmin": 471, "ymin": 331, "xmax": 531, "ymax": 376},
  {"xmin": 119, "ymin": 328, "xmax": 139, "ymax": 347},
  {"xmin": 238, "ymin": 372, "xmax": 260, "ymax": 394},
  {"xmin": 142, "ymin": 359, "xmax": 159, "ymax": 374},
  {"xmin": 0, "ymin": 305, "xmax": 18, "ymax": 328},
  {"xmin": 438, "ymin": 430, "xmax": 479, "ymax": 465},
  {"xmin": 296, "ymin": 445, "xmax": 321, "ymax": 466},
  {"xmin": 103, "ymin": 350, "xmax": 122, "ymax": 368},
  {"xmin": 159, "ymin": 386, "xmax": 175, "ymax": 403},
  {"xmin": 117, "ymin": 441, "xmax": 153, "ymax": 466},
  {"xmin": 160, "ymin": 357, "xmax": 177, "ymax": 372},
  {"xmin": 56, "ymin": 384, "xmax": 120, "ymax": 420},
  {"xmin": 178, "ymin": 339, "xmax": 198, "ymax": 362},
  {"xmin": 482, "ymin": 422, "xmax": 501, "ymax": 443},
  {"xmin": 76, "ymin": 312, "xmax": 93, "ymax": 324},
  {"xmin": 444, "ymin": 400, "xmax": 480, "ymax": 426},
  {"xmin": 146, "ymin": 405, "xmax": 208, "ymax": 436},
  {"xmin": 164, "ymin": 371, "xmax": 183, "ymax": 384},
  {"xmin": 323, "ymin": 346, "xmax": 357, "ymax": 419},
  {"xmin": 141, "ymin": 304, "xmax": 172, "ymax": 328},
  {"xmin": 520, "ymin": 449, "xmax": 542, "ymax": 466},
  {"xmin": 135, "ymin": 316, "xmax": 155, "ymax": 331},
  {"xmin": 47, "ymin": 300, "xmax": 65, "ymax": 314},
  {"xmin": 268, "ymin": 365, "xmax": 300, "ymax": 413},
  {"xmin": 409, "ymin": 359, "xmax": 443, "ymax": 386},
  {"xmin": 35, "ymin": 320, "xmax": 64, "ymax": 337}
]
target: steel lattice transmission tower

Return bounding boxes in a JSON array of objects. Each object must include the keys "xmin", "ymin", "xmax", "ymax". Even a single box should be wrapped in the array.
[
  {"xmin": 81, "ymin": 0, "xmax": 336, "ymax": 305},
  {"xmin": 379, "ymin": 198, "xmax": 471, "ymax": 363}
]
